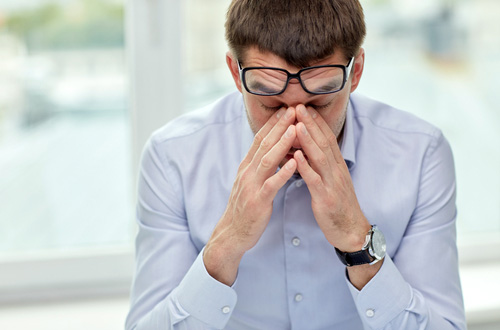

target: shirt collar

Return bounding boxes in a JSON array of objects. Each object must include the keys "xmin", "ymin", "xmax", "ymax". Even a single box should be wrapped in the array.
[{"xmin": 240, "ymin": 98, "xmax": 357, "ymax": 170}]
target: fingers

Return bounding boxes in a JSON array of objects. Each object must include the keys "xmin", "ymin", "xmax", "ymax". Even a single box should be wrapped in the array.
[
  {"xmin": 256, "ymin": 124, "xmax": 296, "ymax": 177},
  {"xmin": 294, "ymin": 149, "xmax": 326, "ymax": 196},
  {"xmin": 295, "ymin": 120, "xmax": 336, "ymax": 183},
  {"xmin": 250, "ymin": 107, "xmax": 296, "ymax": 169},
  {"xmin": 259, "ymin": 158, "xmax": 297, "ymax": 201},
  {"xmin": 295, "ymin": 105, "xmax": 350, "ymax": 177},
  {"xmin": 240, "ymin": 107, "xmax": 287, "ymax": 168},
  {"xmin": 295, "ymin": 105, "xmax": 337, "ymax": 179},
  {"xmin": 307, "ymin": 107, "xmax": 347, "ymax": 169}
]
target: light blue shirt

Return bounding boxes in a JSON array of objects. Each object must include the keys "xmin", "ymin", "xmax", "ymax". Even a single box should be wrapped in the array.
[{"xmin": 126, "ymin": 92, "xmax": 466, "ymax": 330}]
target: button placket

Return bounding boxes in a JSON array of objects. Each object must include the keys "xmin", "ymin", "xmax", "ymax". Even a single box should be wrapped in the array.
[{"xmin": 283, "ymin": 177, "xmax": 313, "ymax": 326}]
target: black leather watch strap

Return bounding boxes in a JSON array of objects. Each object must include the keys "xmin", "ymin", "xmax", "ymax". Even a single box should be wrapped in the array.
[{"xmin": 335, "ymin": 247, "xmax": 374, "ymax": 267}]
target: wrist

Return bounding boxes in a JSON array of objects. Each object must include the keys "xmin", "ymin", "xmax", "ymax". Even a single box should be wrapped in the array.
[
  {"xmin": 335, "ymin": 224, "xmax": 386, "ymax": 268},
  {"xmin": 336, "ymin": 221, "xmax": 372, "ymax": 252},
  {"xmin": 203, "ymin": 231, "xmax": 245, "ymax": 286}
]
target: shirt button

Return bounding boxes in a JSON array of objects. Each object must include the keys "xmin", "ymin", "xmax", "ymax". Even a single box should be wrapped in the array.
[
  {"xmin": 366, "ymin": 309, "xmax": 375, "ymax": 318},
  {"xmin": 294, "ymin": 294, "xmax": 303, "ymax": 302},
  {"xmin": 291, "ymin": 237, "xmax": 301, "ymax": 247},
  {"xmin": 221, "ymin": 306, "xmax": 231, "ymax": 314},
  {"xmin": 295, "ymin": 181, "xmax": 303, "ymax": 188}
]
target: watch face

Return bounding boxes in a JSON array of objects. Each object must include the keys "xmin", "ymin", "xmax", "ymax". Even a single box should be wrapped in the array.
[{"xmin": 370, "ymin": 227, "xmax": 387, "ymax": 260}]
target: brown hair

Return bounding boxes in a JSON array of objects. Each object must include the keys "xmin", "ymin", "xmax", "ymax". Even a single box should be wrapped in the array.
[{"xmin": 225, "ymin": 0, "xmax": 366, "ymax": 67}]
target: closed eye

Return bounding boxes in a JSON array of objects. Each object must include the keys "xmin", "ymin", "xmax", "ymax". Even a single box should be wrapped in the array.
[
  {"xmin": 308, "ymin": 100, "xmax": 332, "ymax": 111},
  {"xmin": 260, "ymin": 101, "xmax": 331, "ymax": 112},
  {"xmin": 260, "ymin": 103, "xmax": 284, "ymax": 111}
]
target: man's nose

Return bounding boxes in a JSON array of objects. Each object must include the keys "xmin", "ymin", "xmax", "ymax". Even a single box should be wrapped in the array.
[
  {"xmin": 279, "ymin": 82, "xmax": 308, "ymax": 150},
  {"xmin": 280, "ymin": 80, "xmax": 310, "ymax": 109}
]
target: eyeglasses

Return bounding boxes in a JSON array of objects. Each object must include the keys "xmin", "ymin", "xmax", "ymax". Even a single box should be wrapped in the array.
[{"xmin": 238, "ymin": 57, "xmax": 354, "ymax": 96}]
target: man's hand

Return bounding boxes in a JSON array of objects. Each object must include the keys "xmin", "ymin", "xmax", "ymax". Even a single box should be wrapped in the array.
[
  {"xmin": 203, "ymin": 107, "xmax": 298, "ymax": 286},
  {"xmin": 294, "ymin": 104, "xmax": 371, "ymax": 252},
  {"xmin": 293, "ymin": 104, "xmax": 381, "ymax": 289}
]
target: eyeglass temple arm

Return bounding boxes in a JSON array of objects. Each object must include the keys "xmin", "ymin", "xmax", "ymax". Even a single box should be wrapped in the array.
[{"xmin": 345, "ymin": 57, "xmax": 355, "ymax": 81}]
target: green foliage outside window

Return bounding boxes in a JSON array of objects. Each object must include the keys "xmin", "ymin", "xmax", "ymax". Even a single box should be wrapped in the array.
[{"xmin": 1, "ymin": 0, "xmax": 124, "ymax": 51}]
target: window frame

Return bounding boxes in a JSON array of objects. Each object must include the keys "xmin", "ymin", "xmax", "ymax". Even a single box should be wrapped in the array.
[{"xmin": 0, "ymin": 247, "xmax": 134, "ymax": 304}]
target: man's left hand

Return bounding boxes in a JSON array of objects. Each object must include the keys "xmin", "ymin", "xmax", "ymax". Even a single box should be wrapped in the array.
[{"xmin": 293, "ymin": 104, "xmax": 371, "ymax": 253}]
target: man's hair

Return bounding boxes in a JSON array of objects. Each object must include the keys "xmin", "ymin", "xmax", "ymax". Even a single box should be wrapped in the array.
[{"xmin": 225, "ymin": 0, "xmax": 366, "ymax": 67}]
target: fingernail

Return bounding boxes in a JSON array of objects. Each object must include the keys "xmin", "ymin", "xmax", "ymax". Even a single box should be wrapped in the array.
[
  {"xmin": 285, "ymin": 107, "xmax": 293, "ymax": 119},
  {"xmin": 299, "ymin": 105, "xmax": 308, "ymax": 117},
  {"xmin": 297, "ymin": 151, "xmax": 305, "ymax": 162},
  {"xmin": 300, "ymin": 124, "xmax": 308, "ymax": 136},
  {"xmin": 276, "ymin": 109, "xmax": 283, "ymax": 119},
  {"xmin": 310, "ymin": 109, "xmax": 317, "ymax": 119},
  {"xmin": 285, "ymin": 160, "xmax": 293, "ymax": 170},
  {"xmin": 285, "ymin": 125, "xmax": 294, "ymax": 138}
]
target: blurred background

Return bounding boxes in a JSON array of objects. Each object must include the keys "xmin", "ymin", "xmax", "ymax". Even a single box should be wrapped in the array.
[{"xmin": 0, "ymin": 0, "xmax": 499, "ymax": 329}]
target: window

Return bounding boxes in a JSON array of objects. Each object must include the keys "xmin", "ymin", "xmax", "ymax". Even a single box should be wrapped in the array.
[
  {"xmin": 356, "ymin": 0, "xmax": 500, "ymax": 244},
  {"xmin": 0, "ymin": 0, "xmax": 133, "ymax": 300},
  {"xmin": 183, "ymin": 0, "xmax": 234, "ymax": 112}
]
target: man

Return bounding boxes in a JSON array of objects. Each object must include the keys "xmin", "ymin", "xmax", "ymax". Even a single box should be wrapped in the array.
[{"xmin": 126, "ymin": 0, "xmax": 466, "ymax": 329}]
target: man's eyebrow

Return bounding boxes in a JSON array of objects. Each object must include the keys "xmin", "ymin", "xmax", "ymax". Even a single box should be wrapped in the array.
[
  {"xmin": 310, "ymin": 83, "xmax": 342, "ymax": 93},
  {"xmin": 249, "ymin": 80, "xmax": 279, "ymax": 93}
]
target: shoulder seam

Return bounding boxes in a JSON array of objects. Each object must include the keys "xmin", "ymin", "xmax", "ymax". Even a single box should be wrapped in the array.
[
  {"xmin": 353, "ymin": 114, "xmax": 441, "ymax": 139},
  {"xmin": 153, "ymin": 113, "xmax": 245, "ymax": 145}
]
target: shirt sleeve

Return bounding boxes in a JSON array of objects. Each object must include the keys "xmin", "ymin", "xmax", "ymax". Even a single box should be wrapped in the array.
[
  {"xmin": 346, "ymin": 132, "xmax": 466, "ymax": 330},
  {"xmin": 125, "ymin": 137, "xmax": 237, "ymax": 330}
]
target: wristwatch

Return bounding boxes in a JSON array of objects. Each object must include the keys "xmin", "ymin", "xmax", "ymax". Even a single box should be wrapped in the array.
[{"xmin": 335, "ymin": 225, "xmax": 386, "ymax": 267}]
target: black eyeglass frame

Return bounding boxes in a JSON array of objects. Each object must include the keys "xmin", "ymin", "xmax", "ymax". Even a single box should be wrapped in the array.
[{"xmin": 237, "ymin": 57, "xmax": 355, "ymax": 96}]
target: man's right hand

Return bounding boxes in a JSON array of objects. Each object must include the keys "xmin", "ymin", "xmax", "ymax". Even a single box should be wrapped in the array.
[{"xmin": 203, "ymin": 107, "xmax": 298, "ymax": 286}]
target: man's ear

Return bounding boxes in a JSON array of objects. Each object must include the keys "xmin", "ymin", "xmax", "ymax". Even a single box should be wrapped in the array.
[
  {"xmin": 226, "ymin": 51, "xmax": 243, "ymax": 93},
  {"xmin": 349, "ymin": 47, "xmax": 365, "ymax": 93}
]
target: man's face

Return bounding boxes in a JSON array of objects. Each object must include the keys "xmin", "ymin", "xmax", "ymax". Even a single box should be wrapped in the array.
[{"xmin": 228, "ymin": 47, "xmax": 364, "ymax": 168}]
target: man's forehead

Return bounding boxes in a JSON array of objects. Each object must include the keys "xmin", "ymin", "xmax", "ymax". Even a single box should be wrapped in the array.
[{"xmin": 240, "ymin": 46, "xmax": 347, "ymax": 68}]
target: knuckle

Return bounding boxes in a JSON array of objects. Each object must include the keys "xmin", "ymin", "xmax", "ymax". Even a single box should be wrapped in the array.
[
  {"xmin": 260, "ymin": 154, "xmax": 272, "ymax": 169},
  {"xmin": 260, "ymin": 136, "xmax": 271, "ymax": 149},
  {"xmin": 315, "ymin": 154, "xmax": 328, "ymax": 166},
  {"xmin": 312, "ymin": 175, "xmax": 323, "ymax": 187},
  {"xmin": 254, "ymin": 131, "xmax": 264, "ymax": 145},
  {"xmin": 260, "ymin": 180, "xmax": 275, "ymax": 198},
  {"xmin": 261, "ymin": 179, "xmax": 272, "ymax": 192},
  {"xmin": 318, "ymin": 138, "xmax": 330, "ymax": 150},
  {"xmin": 328, "ymin": 134, "xmax": 337, "ymax": 146}
]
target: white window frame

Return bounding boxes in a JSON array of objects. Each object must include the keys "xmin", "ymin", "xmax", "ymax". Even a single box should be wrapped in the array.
[{"xmin": 0, "ymin": 247, "xmax": 134, "ymax": 304}]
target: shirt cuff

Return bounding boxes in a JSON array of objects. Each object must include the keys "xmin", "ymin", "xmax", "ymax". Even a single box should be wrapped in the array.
[
  {"xmin": 173, "ymin": 247, "xmax": 237, "ymax": 329},
  {"xmin": 346, "ymin": 255, "xmax": 412, "ymax": 329}
]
